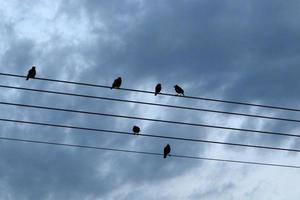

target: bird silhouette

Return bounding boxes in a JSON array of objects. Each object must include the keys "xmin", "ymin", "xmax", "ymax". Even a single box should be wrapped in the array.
[
  {"xmin": 132, "ymin": 125, "xmax": 140, "ymax": 135},
  {"xmin": 163, "ymin": 144, "xmax": 171, "ymax": 158},
  {"xmin": 155, "ymin": 83, "xmax": 162, "ymax": 96},
  {"xmin": 174, "ymin": 85, "xmax": 184, "ymax": 96},
  {"xmin": 26, "ymin": 66, "xmax": 36, "ymax": 80},
  {"xmin": 111, "ymin": 77, "xmax": 122, "ymax": 89}
]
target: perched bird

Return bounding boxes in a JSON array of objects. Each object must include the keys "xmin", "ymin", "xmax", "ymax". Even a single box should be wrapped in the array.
[
  {"xmin": 111, "ymin": 77, "xmax": 122, "ymax": 89},
  {"xmin": 26, "ymin": 66, "xmax": 36, "ymax": 80},
  {"xmin": 154, "ymin": 83, "xmax": 162, "ymax": 96},
  {"xmin": 132, "ymin": 125, "xmax": 141, "ymax": 135},
  {"xmin": 174, "ymin": 85, "xmax": 184, "ymax": 96},
  {"xmin": 163, "ymin": 144, "xmax": 171, "ymax": 159}
]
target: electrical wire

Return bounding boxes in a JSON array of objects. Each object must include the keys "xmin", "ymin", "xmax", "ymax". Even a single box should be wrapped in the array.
[
  {"xmin": 0, "ymin": 72, "xmax": 299, "ymax": 112},
  {"xmin": 0, "ymin": 135, "xmax": 299, "ymax": 169},
  {"xmin": 1, "ymin": 117, "xmax": 300, "ymax": 153},
  {"xmin": 1, "ymin": 73, "xmax": 299, "ymax": 169},
  {"xmin": 1, "ymin": 84, "xmax": 300, "ymax": 124},
  {"xmin": 1, "ymin": 101, "xmax": 300, "ymax": 138}
]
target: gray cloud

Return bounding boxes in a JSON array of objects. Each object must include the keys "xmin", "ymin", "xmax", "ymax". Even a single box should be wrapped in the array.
[{"xmin": 0, "ymin": 0, "xmax": 300, "ymax": 199}]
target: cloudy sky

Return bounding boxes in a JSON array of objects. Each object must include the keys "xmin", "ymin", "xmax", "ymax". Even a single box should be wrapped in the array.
[{"xmin": 0, "ymin": 0, "xmax": 300, "ymax": 199}]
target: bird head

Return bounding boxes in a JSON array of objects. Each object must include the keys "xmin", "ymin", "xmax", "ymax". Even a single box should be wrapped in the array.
[
  {"xmin": 118, "ymin": 77, "xmax": 121, "ymax": 80},
  {"xmin": 32, "ymin": 66, "xmax": 36, "ymax": 69},
  {"xmin": 174, "ymin": 85, "xmax": 178, "ymax": 88}
]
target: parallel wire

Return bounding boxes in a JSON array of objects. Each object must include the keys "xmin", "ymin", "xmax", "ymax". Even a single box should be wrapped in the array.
[
  {"xmin": 1, "ymin": 118, "xmax": 300, "ymax": 153},
  {"xmin": 0, "ymin": 136, "xmax": 299, "ymax": 169},
  {"xmin": 1, "ymin": 101, "xmax": 300, "ymax": 138},
  {"xmin": 1, "ymin": 73, "xmax": 299, "ymax": 169},
  {"xmin": 1, "ymin": 72, "xmax": 299, "ymax": 112},
  {"xmin": 1, "ymin": 84, "xmax": 300, "ymax": 123}
]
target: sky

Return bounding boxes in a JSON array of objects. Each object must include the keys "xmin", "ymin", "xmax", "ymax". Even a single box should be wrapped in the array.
[{"xmin": 0, "ymin": 0, "xmax": 300, "ymax": 199}]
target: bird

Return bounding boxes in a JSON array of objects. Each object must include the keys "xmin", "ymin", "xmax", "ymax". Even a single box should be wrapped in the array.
[
  {"xmin": 26, "ymin": 66, "xmax": 36, "ymax": 80},
  {"xmin": 163, "ymin": 144, "xmax": 171, "ymax": 159},
  {"xmin": 111, "ymin": 77, "xmax": 122, "ymax": 89},
  {"xmin": 132, "ymin": 125, "xmax": 140, "ymax": 135},
  {"xmin": 174, "ymin": 85, "xmax": 184, "ymax": 96},
  {"xmin": 154, "ymin": 83, "xmax": 162, "ymax": 96}
]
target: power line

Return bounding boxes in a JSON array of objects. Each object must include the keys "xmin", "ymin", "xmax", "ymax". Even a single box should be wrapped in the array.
[
  {"xmin": 2, "ymin": 84, "xmax": 300, "ymax": 124},
  {"xmin": 1, "ymin": 117, "xmax": 300, "ymax": 153},
  {"xmin": 0, "ymin": 72, "xmax": 299, "ymax": 112},
  {"xmin": 1, "ymin": 101, "xmax": 300, "ymax": 138},
  {"xmin": 0, "ymin": 135, "xmax": 299, "ymax": 169}
]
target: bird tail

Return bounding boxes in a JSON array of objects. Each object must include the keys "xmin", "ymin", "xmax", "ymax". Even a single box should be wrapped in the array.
[
  {"xmin": 164, "ymin": 154, "xmax": 167, "ymax": 159},
  {"xmin": 26, "ymin": 76, "xmax": 29, "ymax": 80},
  {"xmin": 155, "ymin": 93, "xmax": 157, "ymax": 96}
]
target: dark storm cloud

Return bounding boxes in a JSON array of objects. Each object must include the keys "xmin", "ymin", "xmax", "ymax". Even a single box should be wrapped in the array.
[
  {"xmin": 1, "ymin": 0, "xmax": 300, "ymax": 199},
  {"xmin": 80, "ymin": 0, "xmax": 300, "ymax": 104}
]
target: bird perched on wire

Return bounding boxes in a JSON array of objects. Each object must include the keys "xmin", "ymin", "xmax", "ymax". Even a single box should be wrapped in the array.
[
  {"xmin": 174, "ymin": 85, "xmax": 184, "ymax": 96},
  {"xmin": 155, "ymin": 83, "xmax": 162, "ymax": 96},
  {"xmin": 26, "ymin": 66, "xmax": 36, "ymax": 80},
  {"xmin": 163, "ymin": 144, "xmax": 171, "ymax": 158},
  {"xmin": 111, "ymin": 77, "xmax": 122, "ymax": 89},
  {"xmin": 132, "ymin": 125, "xmax": 140, "ymax": 135}
]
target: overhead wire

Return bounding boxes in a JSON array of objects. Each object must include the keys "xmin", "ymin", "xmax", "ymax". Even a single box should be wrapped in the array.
[
  {"xmin": 0, "ymin": 72, "xmax": 299, "ymax": 112},
  {"xmin": 1, "ymin": 118, "xmax": 300, "ymax": 153},
  {"xmin": 1, "ymin": 72, "xmax": 300, "ymax": 169},
  {"xmin": 0, "ymin": 135, "xmax": 299, "ymax": 169},
  {"xmin": 1, "ymin": 101, "xmax": 300, "ymax": 138},
  {"xmin": 1, "ymin": 84, "xmax": 300, "ymax": 123},
  {"xmin": 0, "ymin": 72, "xmax": 299, "ymax": 170}
]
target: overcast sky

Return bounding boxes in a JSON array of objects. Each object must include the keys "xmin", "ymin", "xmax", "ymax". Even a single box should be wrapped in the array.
[{"xmin": 0, "ymin": 0, "xmax": 300, "ymax": 199}]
